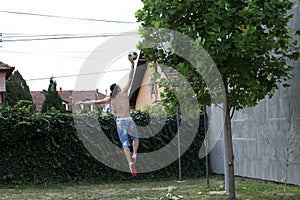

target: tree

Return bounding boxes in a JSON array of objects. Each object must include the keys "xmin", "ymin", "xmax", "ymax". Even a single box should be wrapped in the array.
[
  {"xmin": 5, "ymin": 70, "xmax": 33, "ymax": 106},
  {"xmin": 135, "ymin": 0, "xmax": 299, "ymax": 199},
  {"xmin": 41, "ymin": 77, "xmax": 65, "ymax": 113}
]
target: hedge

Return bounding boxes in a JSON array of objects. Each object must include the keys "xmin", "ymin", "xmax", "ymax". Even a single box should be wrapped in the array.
[{"xmin": 0, "ymin": 102, "xmax": 206, "ymax": 185}]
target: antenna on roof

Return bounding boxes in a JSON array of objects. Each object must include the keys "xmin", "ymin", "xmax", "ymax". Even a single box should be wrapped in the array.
[{"xmin": 0, "ymin": 33, "xmax": 2, "ymax": 48}]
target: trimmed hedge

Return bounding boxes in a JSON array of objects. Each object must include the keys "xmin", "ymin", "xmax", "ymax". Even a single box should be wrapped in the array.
[{"xmin": 0, "ymin": 103, "xmax": 205, "ymax": 185}]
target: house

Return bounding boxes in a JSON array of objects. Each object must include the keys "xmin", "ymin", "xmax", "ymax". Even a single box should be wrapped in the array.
[
  {"xmin": 31, "ymin": 88, "xmax": 106, "ymax": 113},
  {"xmin": 129, "ymin": 55, "xmax": 152, "ymax": 110},
  {"xmin": 72, "ymin": 89, "xmax": 108, "ymax": 113},
  {"xmin": 0, "ymin": 61, "xmax": 15, "ymax": 105},
  {"xmin": 129, "ymin": 53, "xmax": 179, "ymax": 111}
]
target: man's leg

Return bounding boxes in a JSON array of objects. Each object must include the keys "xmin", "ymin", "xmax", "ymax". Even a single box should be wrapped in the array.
[
  {"xmin": 124, "ymin": 146, "xmax": 137, "ymax": 176},
  {"xmin": 123, "ymin": 146, "xmax": 132, "ymax": 164},
  {"xmin": 132, "ymin": 139, "xmax": 139, "ymax": 155},
  {"xmin": 130, "ymin": 123, "xmax": 139, "ymax": 164},
  {"xmin": 116, "ymin": 121, "xmax": 136, "ymax": 176},
  {"xmin": 132, "ymin": 139, "xmax": 139, "ymax": 164}
]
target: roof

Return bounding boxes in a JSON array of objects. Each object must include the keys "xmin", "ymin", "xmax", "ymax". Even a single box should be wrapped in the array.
[
  {"xmin": 31, "ymin": 89, "xmax": 106, "ymax": 113},
  {"xmin": 30, "ymin": 91, "xmax": 44, "ymax": 113},
  {"xmin": 58, "ymin": 89, "xmax": 73, "ymax": 102},
  {"xmin": 71, "ymin": 90, "xmax": 106, "ymax": 102},
  {"xmin": 0, "ymin": 61, "xmax": 15, "ymax": 78}
]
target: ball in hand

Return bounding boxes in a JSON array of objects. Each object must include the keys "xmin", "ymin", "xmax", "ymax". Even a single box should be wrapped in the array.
[{"xmin": 128, "ymin": 51, "xmax": 138, "ymax": 60}]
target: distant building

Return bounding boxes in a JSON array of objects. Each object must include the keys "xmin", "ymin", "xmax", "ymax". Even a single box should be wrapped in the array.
[
  {"xmin": 0, "ymin": 61, "xmax": 15, "ymax": 105},
  {"xmin": 72, "ymin": 89, "xmax": 108, "ymax": 114},
  {"xmin": 31, "ymin": 88, "xmax": 106, "ymax": 113}
]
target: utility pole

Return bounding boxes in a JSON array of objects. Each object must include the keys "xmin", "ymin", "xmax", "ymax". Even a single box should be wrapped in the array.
[
  {"xmin": 204, "ymin": 105, "xmax": 210, "ymax": 188},
  {"xmin": 176, "ymin": 105, "xmax": 182, "ymax": 182}
]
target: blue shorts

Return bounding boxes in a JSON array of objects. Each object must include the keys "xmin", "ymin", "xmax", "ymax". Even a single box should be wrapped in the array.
[{"xmin": 116, "ymin": 117, "xmax": 139, "ymax": 148}]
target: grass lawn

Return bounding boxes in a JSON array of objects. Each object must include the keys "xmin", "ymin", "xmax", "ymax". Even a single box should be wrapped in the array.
[{"xmin": 0, "ymin": 175, "xmax": 299, "ymax": 199}]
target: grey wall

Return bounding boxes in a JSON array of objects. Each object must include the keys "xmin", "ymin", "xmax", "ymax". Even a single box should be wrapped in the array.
[{"xmin": 209, "ymin": 1, "xmax": 300, "ymax": 185}]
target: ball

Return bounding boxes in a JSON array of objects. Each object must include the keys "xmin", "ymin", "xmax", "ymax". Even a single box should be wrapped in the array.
[{"xmin": 128, "ymin": 51, "xmax": 138, "ymax": 60}]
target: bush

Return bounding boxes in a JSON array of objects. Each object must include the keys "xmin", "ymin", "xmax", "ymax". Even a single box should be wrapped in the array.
[{"xmin": 0, "ymin": 103, "xmax": 205, "ymax": 184}]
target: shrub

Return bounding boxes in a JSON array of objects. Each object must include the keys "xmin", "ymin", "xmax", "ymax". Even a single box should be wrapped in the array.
[{"xmin": 0, "ymin": 104, "xmax": 205, "ymax": 184}]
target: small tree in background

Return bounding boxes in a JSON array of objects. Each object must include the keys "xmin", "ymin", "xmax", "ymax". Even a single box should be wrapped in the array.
[
  {"xmin": 265, "ymin": 97, "xmax": 298, "ymax": 200},
  {"xmin": 41, "ymin": 77, "xmax": 65, "ymax": 113},
  {"xmin": 5, "ymin": 70, "xmax": 34, "ymax": 108}
]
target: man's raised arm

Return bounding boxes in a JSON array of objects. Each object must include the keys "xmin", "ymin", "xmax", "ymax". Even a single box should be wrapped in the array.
[
  {"xmin": 76, "ymin": 96, "xmax": 111, "ymax": 105},
  {"xmin": 123, "ymin": 57, "xmax": 135, "ymax": 92}
]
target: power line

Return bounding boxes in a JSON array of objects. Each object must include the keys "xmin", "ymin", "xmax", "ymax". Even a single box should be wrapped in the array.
[
  {"xmin": 2, "ymin": 32, "xmax": 139, "ymax": 39},
  {"xmin": 0, "ymin": 49, "xmax": 131, "ymax": 59},
  {"xmin": 2, "ymin": 33, "xmax": 86, "ymax": 38},
  {"xmin": 0, "ymin": 10, "xmax": 138, "ymax": 24},
  {"xmin": 0, "ymin": 48, "xmax": 126, "ymax": 54},
  {"xmin": 1, "ymin": 32, "xmax": 138, "ymax": 42},
  {"xmin": 25, "ymin": 68, "xmax": 130, "ymax": 82}
]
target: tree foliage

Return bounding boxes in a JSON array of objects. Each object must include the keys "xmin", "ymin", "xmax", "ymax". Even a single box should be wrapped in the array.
[
  {"xmin": 135, "ymin": 0, "xmax": 299, "ymax": 198},
  {"xmin": 136, "ymin": 0, "xmax": 299, "ymax": 110},
  {"xmin": 41, "ymin": 77, "xmax": 65, "ymax": 113},
  {"xmin": 5, "ymin": 70, "xmax": 33, "ymax": 107}
]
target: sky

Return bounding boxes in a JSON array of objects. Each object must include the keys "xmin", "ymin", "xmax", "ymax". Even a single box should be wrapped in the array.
[{"xmin": 0, "ymin": 0, "xmax": 144, "ymax": 94}]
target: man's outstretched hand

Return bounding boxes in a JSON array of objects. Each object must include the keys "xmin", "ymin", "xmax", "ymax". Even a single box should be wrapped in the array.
[
  {"xmin": 75, "ymin": 101, "xmax": 83, "ymax": 105},
  {"xmin": 128, "ymin": 57, "xmax": 135, "ymax": 65}
]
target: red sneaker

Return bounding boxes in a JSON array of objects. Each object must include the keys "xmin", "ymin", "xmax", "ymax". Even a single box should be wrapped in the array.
[{"xmin": 129, "ymin": 162, "xmax": 137, "ymax": 177}]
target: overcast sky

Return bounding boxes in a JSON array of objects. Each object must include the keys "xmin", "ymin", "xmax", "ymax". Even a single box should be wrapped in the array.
[{"xmin": 0, "ymin": 0, "xmax": 143, "ymax": 93}]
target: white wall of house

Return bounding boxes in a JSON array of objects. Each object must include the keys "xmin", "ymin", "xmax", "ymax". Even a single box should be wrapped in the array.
[
  {"xmin": 0, "ymin": 73, "xmax": 6, "ymax": 104},
  {"xmin": 208, "ymin": 1, "xmax": 300, "ymax": 185},
  {"xmin": 0, "ymin": 73, "xmax": 5, "ymax": 92}
]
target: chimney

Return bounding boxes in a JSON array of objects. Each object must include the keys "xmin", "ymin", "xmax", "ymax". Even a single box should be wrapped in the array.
[
  {"xmin": 95, "ymin": 89, "xmax": 99, "ymax": 100},
  {"xmin": 59, "ymin": 87, "xmax": 62, "ymax": 96}
]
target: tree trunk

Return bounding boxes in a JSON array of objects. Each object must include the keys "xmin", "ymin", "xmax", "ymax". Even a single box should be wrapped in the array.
[{"xmin": 226, "ymin": 107, "xmax": 236, "ymax": 199}]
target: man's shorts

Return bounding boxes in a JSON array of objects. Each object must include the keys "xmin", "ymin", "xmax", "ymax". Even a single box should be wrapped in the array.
[{"xmin": 116, "ymin": 117, "xmax": 139, "ymax": 148}]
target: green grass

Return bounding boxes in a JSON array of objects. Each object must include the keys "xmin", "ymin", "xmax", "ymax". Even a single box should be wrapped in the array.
[{"xmin": 0, "ymin": 175, "xmax": 299, "ymax": 199}]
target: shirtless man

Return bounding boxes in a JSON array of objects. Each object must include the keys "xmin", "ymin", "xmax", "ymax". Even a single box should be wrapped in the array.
[{"xmin": 76, "ymin": 57, "xmax": 139, "ymax": 176}]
